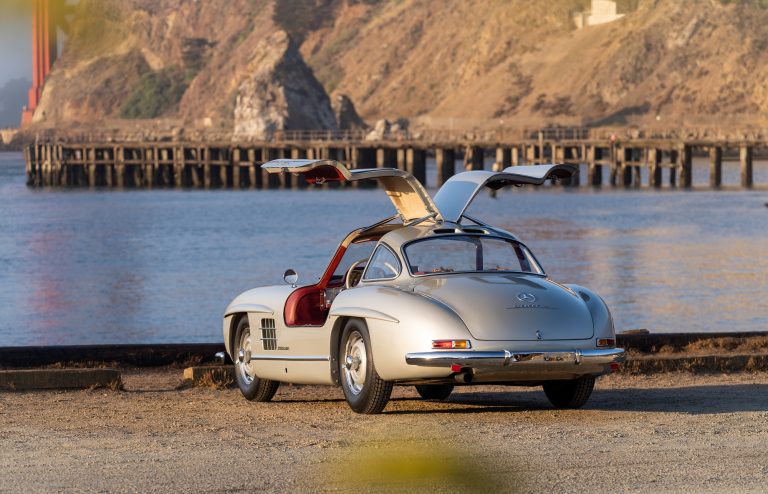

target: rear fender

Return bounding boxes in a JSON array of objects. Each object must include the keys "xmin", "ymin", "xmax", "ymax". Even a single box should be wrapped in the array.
[
  {"xmin": 565, "ymin": 284, "xmax": 615, "ymax": 340},
  {"xmin": 330, "ymin": 286, "xmax": 472, "ymax": 380}
]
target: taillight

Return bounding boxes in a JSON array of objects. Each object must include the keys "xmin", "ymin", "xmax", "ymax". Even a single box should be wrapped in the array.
[
  {"xmin": 596, "ymin": 338, "xmax": 615, "ymax": 348},
  {"xmin": 432, "ymin": 340, "xmax": 471, "ymax": 349}
]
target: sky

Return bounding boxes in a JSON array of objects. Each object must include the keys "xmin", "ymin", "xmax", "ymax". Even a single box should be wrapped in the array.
[{"xmin": 0, "ymin": 10, "xmax": 32, "ymax": 87}]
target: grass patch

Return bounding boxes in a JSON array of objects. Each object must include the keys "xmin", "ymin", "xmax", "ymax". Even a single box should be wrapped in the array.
[
  {"xmin": 309, "ymin": 28, "xmax": 357, "ymax": 92},
  {"xmin": 195, "ymin": 369, "xmax": 234, "ymax": 390},
  {"xmin": 87, "ymin": 377, "xmax": 124, "ymax": 392}
]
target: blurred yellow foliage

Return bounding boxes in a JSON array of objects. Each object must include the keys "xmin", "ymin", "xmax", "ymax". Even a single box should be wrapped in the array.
[
  {"xmin": 0, "ymin": 0, "xmax": 31, "ymax": 18},
  {"xmin": 319, "ymin": 436, "xmax": 519, "ymax": 492}
]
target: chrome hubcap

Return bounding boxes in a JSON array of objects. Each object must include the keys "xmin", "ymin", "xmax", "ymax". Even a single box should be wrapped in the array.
[
  {"xmin": 343, "ymin": 331, "xmax": 366, "ymax": 395},
  {"xmin": 236, "ymin": 328, "xmax": 256, "ymax": 385}
]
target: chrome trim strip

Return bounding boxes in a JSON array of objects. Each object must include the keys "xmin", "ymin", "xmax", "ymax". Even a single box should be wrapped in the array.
[
  {"xmin": 249, "ymin": 355, "xmax": 330, "ymax": 362},
  {"xmin": 405, "ymin": 348, "xmax": 626, "ymax": 367},
  {"xmin": 329, "ymin": 307, "xmax": 399, "ymax": 323},
  {"xmin": 361, "ymin": 214, "xmax": 400, "ymax": 233},
  {"xmin": 460, "ymin": 213, "xmax": 490, "ymax": 227},
  {"xmin": 404, "ymin": 213, "xmax": 438, "ymax": 227}
]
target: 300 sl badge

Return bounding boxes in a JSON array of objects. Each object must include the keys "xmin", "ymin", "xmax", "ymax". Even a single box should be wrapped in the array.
[{"xmin": 222, "ymin": 159, "xmax": 626, "ymax": 414}]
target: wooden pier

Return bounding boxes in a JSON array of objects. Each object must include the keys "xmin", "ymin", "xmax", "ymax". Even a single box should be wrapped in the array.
[{"xmin": 23, "ymin": 132, "xmax": 765, "ymax": 189}]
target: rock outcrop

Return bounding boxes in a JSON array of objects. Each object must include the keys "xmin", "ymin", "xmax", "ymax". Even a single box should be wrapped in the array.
[
  {"xmin": 332, "ymin": 94, "xmax": 368, "ymax": 130},
  {"xmin": 234, "ymin": 31, "xmax": 336, "ymax": 139}
]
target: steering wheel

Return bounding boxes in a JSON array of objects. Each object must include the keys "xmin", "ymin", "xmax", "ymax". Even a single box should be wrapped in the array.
[{"xmin": 344, "ymin": 258, "xmax": 369, "ymax": 290}]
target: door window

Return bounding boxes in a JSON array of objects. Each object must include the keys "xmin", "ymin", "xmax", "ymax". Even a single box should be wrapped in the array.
[{"xmin": 363, "ymin": 245, "xmax": 401, "ymax": 280}]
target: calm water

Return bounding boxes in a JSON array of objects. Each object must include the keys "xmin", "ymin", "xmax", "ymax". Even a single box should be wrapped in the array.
[{"xmin": 1, "ymin": 151, "xmax": 767, "ymax": 346}]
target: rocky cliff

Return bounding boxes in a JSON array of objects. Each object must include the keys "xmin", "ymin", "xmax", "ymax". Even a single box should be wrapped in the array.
[
  {"xmin": 30, "ymin": 0, "xmax": 768, "ymax": 132},
  {"xmin": 34, "ymin": 0, "xmax": 335, "ymax": 138}
]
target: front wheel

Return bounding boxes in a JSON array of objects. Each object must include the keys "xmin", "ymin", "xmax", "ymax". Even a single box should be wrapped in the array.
[
  {"xmin": 233, "ymin": 316, "xmax": 280, "ymax": 402},
  {"xmin": 542, "ymin": 375, "xmax": 595, "ymax": 409},
  {"xmin": 339, "ymin": 319, "xmax": 393, "ymax": 414}
]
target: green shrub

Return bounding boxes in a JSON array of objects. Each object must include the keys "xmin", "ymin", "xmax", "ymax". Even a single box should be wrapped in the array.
[{"xmin": 119, "ymin": 67, "xmax": 188, "ymax": 119}]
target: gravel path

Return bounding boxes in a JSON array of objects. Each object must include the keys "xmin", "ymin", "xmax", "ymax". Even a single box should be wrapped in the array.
[{"xmin": 1, "ymin": 370, "xmax": 767, "ymax": 493}]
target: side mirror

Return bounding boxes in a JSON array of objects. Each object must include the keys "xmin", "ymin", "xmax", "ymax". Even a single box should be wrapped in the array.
[{"xmin": 283, "ymin": 269, "xmax": 299, "ymax": 287}]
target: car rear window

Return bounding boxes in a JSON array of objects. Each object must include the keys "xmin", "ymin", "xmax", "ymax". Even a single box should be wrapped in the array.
[{"xmin": 404, "ymin": 235, "xmax": 544, "ymax": 276}]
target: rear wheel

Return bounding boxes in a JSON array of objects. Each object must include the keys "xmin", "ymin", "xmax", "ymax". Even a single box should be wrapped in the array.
[
  {"xmin": 339, "ymin": 319, "xmax": 393, "ymax": 414},
  {"xmin": 234, "ymin": 316, "xmax": 280, "ymax": 402},
  {"xmin": 542, "ymin": 375, "xmax": 595, "ymax": 409},
  {"xmin": 415, "ymin": 384, "xmax": 454, "ymax": 401}
]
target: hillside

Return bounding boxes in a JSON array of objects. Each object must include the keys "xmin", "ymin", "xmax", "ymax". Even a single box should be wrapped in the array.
[
  {"xmin": 300, "ymin": 0, "xmax": 768, "ymax": 128},
  {"xmin": 28, "ymin": 0, "xmax": 768, "ymax": 132}
]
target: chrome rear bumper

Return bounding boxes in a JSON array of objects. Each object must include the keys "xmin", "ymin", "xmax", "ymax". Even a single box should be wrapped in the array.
[{"xmin": 405, "ymin": 348, "xmax": 626, "ymax": 368}]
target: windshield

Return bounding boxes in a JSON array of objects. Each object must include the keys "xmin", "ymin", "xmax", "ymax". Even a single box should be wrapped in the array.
[
  {"xmin": 404, "ymin": 235, "xmax": 544, "ymax": 276},
  {"xmin": 329, "ymin": 241, "xmax": 376, "ymax": 283}
]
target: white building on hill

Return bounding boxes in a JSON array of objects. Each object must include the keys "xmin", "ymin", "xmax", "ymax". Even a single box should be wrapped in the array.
[{"xmin": 573, "ymin": 0, "xmax": 625, "ymax": 29}]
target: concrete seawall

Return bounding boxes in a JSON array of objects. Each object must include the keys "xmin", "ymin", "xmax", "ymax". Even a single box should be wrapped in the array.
[{"xmin": 2, "ymin": 332, "xmax": 766, "ymax": 372}]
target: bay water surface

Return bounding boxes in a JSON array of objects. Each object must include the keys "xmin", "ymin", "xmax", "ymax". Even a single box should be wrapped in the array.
[{"xmin": 1, "ymin": 151, "xmax": 766, "ymax": 346}]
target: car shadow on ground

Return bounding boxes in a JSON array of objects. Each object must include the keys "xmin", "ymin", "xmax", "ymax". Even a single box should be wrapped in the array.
[{"xmin": 384, "ymin": 384, "xmax": 768, "ymax": 415}]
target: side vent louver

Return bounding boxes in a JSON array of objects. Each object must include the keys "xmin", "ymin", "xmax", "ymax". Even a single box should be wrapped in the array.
[{"xmin": 260, "ymin": 318, "xmax": 277, "ymax": 350}]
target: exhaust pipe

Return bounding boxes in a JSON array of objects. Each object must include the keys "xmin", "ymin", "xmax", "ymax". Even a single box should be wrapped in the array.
[{"xmin": 454, "ymin": 370, "xmax": 473, "ymax": 384}]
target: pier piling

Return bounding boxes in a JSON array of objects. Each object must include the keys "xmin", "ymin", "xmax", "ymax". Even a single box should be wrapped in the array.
[
  {"xmin": 464, "ymin": 146, "xmax": 484, "ymax": 171},
  {"xmin": 406, "ymin": 148, "xmax": 427, "ymax": 185},
  {"xmin": 435, "ymin": 148, "xmax": 456, "ymax": 186},
  {"xmin": 649, "ymin": 148, "xmax": 662, "ymax": 188},
  {"xmin": 709, "ymin": 146, "xmax": 722, "ymax": 188},
  {"xmin": 740, "ymin": 145, "xmax": 754, "ymax": 188}
]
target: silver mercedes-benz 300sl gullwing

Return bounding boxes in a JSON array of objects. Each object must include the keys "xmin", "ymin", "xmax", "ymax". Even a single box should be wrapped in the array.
[{"xmin": 223, "ymin": 159, "xmax": 625, "ymax": 414}]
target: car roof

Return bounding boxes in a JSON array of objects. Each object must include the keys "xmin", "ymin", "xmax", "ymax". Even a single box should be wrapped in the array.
[{"xmin": 378, "ymin": 223, "xmax": 519, "ymax": 251}]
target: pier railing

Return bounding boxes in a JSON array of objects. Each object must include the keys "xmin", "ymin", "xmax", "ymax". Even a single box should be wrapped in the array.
[{"xmin": 24, "ymin": 124, "xmax": 768, "ymax": 146}]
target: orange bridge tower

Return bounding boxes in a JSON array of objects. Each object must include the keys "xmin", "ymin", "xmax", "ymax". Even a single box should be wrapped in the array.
[{"xmin": 21, "ymin": 0, "xmax": 68, "ymax": 126}]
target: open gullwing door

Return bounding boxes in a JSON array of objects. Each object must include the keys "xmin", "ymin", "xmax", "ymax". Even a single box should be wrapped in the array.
[
  {"xmin": 261, "ymin": 159, "xmax": 442, "ymax": 222},
  {"xmin": 433, "ymin": 164, "xmax": 578, "ymax": 223}
]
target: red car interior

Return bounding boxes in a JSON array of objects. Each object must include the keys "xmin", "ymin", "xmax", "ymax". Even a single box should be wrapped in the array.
[
  {"xmin": 283, "ymin": 245, "xmax": 347, "ymax": 327},
  {"xmin": 303, "ymin": 165, "xmax": 347, "ymax": 184},
  {"xmin": 283, "ymin": 227, "xmax": 396, "ymax": 327}
]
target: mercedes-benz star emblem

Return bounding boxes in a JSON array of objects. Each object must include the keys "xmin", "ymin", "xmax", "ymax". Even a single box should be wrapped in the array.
[
  {"xmin": 536, "ymin": 330, "xmax": 543, "ymax": 340},
  {"xmin": 517, "ymin": 292, "xmax": 536, "ymax": 303}
]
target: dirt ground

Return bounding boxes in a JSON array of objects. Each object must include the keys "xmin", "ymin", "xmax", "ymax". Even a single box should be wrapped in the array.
[{"xmin": 1, "ymin": 369, "xmax": 767, "ymax": 493}]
